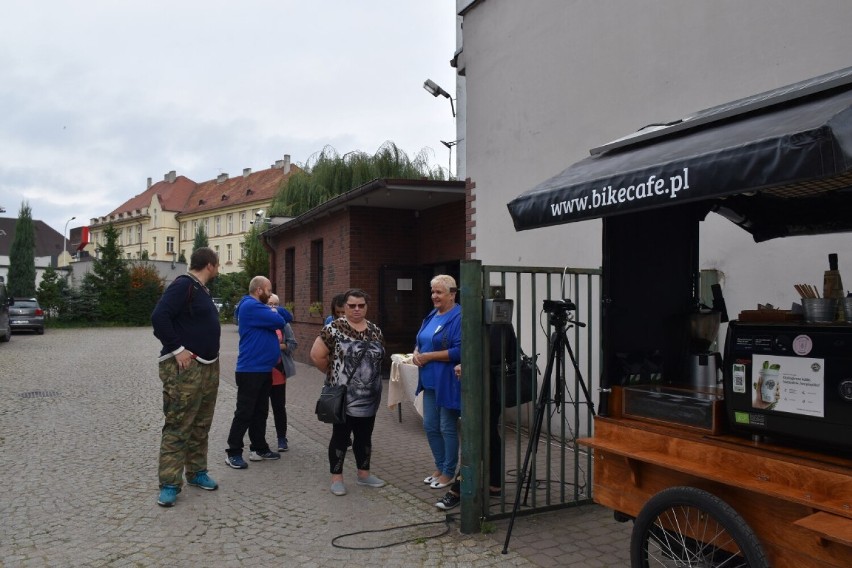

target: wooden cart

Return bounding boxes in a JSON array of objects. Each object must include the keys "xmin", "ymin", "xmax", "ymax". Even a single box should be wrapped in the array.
[{"xmin": 578, "ymin": 387, "xmax": 852, "ymax": 567}]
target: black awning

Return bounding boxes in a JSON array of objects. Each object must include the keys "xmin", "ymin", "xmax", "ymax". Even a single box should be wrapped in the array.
[{"xmin": 507, "ymin": 68, "xmax": 852, "ymax": 241}]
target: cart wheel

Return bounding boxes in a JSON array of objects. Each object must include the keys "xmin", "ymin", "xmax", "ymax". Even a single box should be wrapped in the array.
[{"xmin": 630, "ymin": 486, "xmax": 768, "ymax": 568}]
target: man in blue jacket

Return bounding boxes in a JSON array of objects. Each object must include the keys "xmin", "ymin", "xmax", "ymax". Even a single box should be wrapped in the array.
[{"xmin": 225, "ymin": 275, "xmax": 293, "ymax": 469}]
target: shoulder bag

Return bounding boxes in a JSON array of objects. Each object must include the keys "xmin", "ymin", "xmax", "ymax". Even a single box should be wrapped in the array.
[
  {"xmin": 315, "ymin": 383, "xmax": 347, "ymax": 424},
  {"xmin": 493, "ymin": 352, "xmax": 539, "ymax": 408}
]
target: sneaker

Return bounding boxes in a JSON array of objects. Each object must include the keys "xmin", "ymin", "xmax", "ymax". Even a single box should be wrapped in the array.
[
  {"xmin": 277, "ymin": 437, "xmax": 289, "ymax": 452},
  {"xmin": 249, "ymin": 449, "xmax": 281, "ymax": 461},
  {"xmin": 436, "ymin": 492, "xmax": 460, "ymax": 510},
  {"xmin": 157, "ymin": 485, "xmax": 180, "ymax": 507},
  {"xmin": 187, "ymin": 470, "xmax": 218, "ymax": 491},
  {"xmin": 355, "ymin": 474, "xmax": 386, "ymax": 488},
  {"xmin": 330, "ymin": 480, "xmax": 347, "ymax": 496},
  {"xmin": 225, "ymin": 454, "xmax": 248, "ymax": 469}
]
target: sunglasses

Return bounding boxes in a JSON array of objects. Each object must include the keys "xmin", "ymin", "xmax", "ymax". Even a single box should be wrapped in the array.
[{"xmin": 347, "ymin": 303, "xmax": 366, "ymax": 309}]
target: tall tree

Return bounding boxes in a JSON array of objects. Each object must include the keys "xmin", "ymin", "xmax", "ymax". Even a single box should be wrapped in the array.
[
  {"xmin": 89, "ymin": 223, "xmax": 130, "ymax": 322},
  {"xmin": 193, "ymin": 224, "xmax": 209, "ymax": 252},
  {"xmin": 239, "ymin": 224, "xmax": 269, "ymax": 277},
  {"xmin": 8, "ymin": 201, "xmax": 37, "ymax": 297}
]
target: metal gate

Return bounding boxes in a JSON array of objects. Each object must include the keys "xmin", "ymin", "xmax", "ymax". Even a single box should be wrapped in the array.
[{"xmin": 458, "ymin": 261, "xmax": 602, "ymax": 528}]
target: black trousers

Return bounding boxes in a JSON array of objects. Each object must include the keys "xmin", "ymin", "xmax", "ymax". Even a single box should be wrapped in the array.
[
  {"xmin": 269, "ymin": 382, "xmax": 287, "ymax": 439},
  {"xmin": 328, "ymin": 414, "xmax": 376, "ymax": 474},
  {"xmin": 226, "ymin": 371, "xmax": 272, "ymax": 455}
]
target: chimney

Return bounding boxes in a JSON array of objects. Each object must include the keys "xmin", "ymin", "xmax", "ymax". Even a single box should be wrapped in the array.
[
  {"xmin": 164, "ymin": 170, "xmax": 176, "ymax": 183},
  {"xmin": 274, "ymin": 154, "xmax": 291, "ymax": 174},
  {"xmin": 217, "ymin": 173, "xmax": 229, "ymax": 183},
  {"xmin": 243, "ymin": 168, "xmax": 252, "ymax": 178},
  {"xmin": 147, "ymin": 177, "xmax": 152, "ymax": 189}
]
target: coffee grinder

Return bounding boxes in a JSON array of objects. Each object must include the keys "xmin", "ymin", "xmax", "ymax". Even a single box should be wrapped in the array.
[{"xmin": 686, "ymin": 285, "xmax": 728, "ymax": 390}]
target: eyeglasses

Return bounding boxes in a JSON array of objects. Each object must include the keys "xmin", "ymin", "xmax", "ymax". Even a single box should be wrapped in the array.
[{"xmin": 347, "ymin": 303, "xmax": 366, "ymax": 309}]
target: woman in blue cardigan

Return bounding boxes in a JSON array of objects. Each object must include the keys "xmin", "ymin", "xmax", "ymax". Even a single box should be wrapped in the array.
[{"xmin": 413, "ymin": 274, "xmax": 462, "ymax": 489}]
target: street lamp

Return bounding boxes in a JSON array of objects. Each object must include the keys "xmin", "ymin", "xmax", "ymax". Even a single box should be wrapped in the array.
[
  {"xmin": 63, "ymin": 216, "xmax": 76, "ymax": 265},
  {"xmin": 423, "ymin": 79, "xmax": 456, "ymax": 117}
]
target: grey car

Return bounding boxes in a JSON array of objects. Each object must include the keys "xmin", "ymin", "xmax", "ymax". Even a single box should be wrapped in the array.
[{"xmin": 9, "ymin": 298, "xmax": 45, "ymax": 335}]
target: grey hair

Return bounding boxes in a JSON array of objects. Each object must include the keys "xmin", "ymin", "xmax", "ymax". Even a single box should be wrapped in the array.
[{"xmin": 430, "ymin": 274, "xmax": 457, "ymax": 294}]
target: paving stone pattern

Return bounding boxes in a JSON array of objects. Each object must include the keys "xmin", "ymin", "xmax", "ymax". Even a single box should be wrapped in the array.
[{"xmin": 0, "ymin": 326, "xmax": 631, "ymax": 567}]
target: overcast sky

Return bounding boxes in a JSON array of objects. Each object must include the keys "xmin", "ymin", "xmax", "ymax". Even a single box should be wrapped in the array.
[{"xmin": 0, "ymin": 1, "xmax": 458, "ymax": 237}]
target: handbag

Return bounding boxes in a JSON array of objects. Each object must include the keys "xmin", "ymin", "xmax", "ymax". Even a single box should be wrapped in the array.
[
  {"xmin": 493, "ymin": 353, "xmax": 538, "ymax": 408},
  {"xmin": 315, "ymin": 383, "xmax": 347, "ymax": 424}
]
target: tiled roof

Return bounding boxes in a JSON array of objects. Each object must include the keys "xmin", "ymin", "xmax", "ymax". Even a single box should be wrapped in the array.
[
  {"xmin": 180, "ymin": 164, "xmax": 301, "ymax": 216},
  {"xmin": 107, "ymin": 175, "xmax": 198, "ymax": 216},
  {"xmin": 0, "ymin": 217, "xmax": 65, "ymax": 257}
]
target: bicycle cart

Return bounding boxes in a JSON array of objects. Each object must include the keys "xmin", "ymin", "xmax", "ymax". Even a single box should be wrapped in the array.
[{"xmin": 507, "ymin": 67, "xmax": 852, "ymax": 567}]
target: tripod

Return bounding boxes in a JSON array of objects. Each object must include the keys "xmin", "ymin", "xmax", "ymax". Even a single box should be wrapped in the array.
[{"xmin": 502, "ymin": 299, "xmax": 596, "ymax": 554}]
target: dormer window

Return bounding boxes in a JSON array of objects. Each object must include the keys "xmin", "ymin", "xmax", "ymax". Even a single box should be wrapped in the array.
[
  {"xmin": 221, "ymin": 194, "xmax": 228, "ymax": 201},
  {"xmin": 246, "ymin": 188, "xmax": 253, "ymax": 195},
  {"xmin": 198, "ymin": 199, "xmax": 205, "ymax": 205}
]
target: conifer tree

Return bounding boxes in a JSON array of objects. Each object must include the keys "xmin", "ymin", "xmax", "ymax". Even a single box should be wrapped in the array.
[
  {"xmin": 8, "ymin": 201, "xmax": 37, "ymax": 297},
  {"xmin": 193, "ymin": 224, "xmax": 209, "ymax": 252},
  {"xmin": 89, "ymin": 223, "xmax": 130, "ymax": 322}
]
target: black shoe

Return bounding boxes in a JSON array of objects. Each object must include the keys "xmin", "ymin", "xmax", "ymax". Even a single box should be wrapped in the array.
[{"xmin": 436, "ymin": 492, "xmax": 460, "ymax": 510}]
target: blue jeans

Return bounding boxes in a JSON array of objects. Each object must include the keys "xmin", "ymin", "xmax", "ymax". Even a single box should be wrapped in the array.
[{"xmin": 422, "ymin": 388, "xmax": 461, "ymax": 477}]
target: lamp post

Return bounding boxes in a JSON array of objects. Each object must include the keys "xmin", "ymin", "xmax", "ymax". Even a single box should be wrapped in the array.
[
  {"xmin": 441, "ymin": 140, "xmax": 459, "ymax": 178},
  {"xmin": 63, "ymin": 216, "xmax": 76, "ymax": 266},
  {"xmin": 423, "ymin": 79, "xmax": 456, "ymax": 117}
]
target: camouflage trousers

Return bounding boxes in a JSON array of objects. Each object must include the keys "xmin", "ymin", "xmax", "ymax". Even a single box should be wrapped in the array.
[{"xmin": 158, "ymin": 356, "xmax": 219, "ymax": 488}]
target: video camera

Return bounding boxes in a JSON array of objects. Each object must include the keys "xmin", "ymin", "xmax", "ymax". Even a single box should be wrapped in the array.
[{"xmin": 543, "ymin": 298, "xmax": 576, "ymax": 314}]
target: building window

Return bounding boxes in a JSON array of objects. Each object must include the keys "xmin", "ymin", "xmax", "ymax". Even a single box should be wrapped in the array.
[
  {"xmin": 181, "ymin": 222, "xmax": 187, "ymax": 240},
  {"xmin": 215, "ymin": 216, "xmax": 221, "ymax": 236},
  {"xmin": 284, "ymin": 247, "xmax": 295, "ymax": 305},
  {"xmin": 227, "ymin": 243, "xmax": 233, "ymax": 262},
  {"xmin": 227, "ymin": 213, "xmax": 234, "ymax": 234},
  {"xmin": 137, "ymin": 225, "xmax": 142, "ymax": 244},
  {"xmin": 152, "ymin": 236, "xmax": 157, "ymax": 255},
  {"xmin": 192, "ymin": 220, "xmax": 198, "ymax": 236},
  {"xmin": 240, "ymin": 211, "xmax": 247, "ymax": 232},
  {"xmin": 239, "ymin": 243, "xmax": 245, "ymax": 259},
  {"xmin": 152, "ymin": 209, "xmax": 158, "ymax": 228},
  {"xmin": 127, "ymin": 227, "xmax": 133, "ymax": 245},
  {"xmin": 203, "ymin": 218, "xmax": 210, "ymax": 235},
  {"xmin": 214, "ymin": 245, "xmax": 219, "ymax": 258},
  {"xmin": 166, "ymin": 236, "xmax": 175, "ymax": 254},
  {"xmin": 311, "ymin": 239, "xmax": 324, "ymax": 303}
]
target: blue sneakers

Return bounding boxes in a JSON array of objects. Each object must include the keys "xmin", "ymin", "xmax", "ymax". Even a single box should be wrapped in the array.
[
  {"xmin": 157, "ymin": 485, "xmax": 180, "ymax": 507},
  {"xmin": 249, "ymin": 449, "xmax": 280, "ymax": 461},
  {"xmin": 225, "ymin": 454, "xmax": 248, "ymax": 469},
  {"xmin": 277, "ymin": 437, "xmax": 289, "ymax": 452},
  {"xmin": 187, "ymin": 470, "xmax": 218, "ymax": 491}
]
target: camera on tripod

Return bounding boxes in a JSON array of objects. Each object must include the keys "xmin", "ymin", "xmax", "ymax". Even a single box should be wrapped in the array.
[{"xmin": 543, "ymin": 298, "xmax": 576, "ymax": 314}]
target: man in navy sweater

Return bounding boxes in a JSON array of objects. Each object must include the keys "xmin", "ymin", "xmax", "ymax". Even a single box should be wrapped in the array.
[
  {"xmin": 151, "ymin": 247, "xmax": 221, "ymax": 507},
  {"xmin": 225, "ymin": 275, "xmax": 293, "ymax": 468}
]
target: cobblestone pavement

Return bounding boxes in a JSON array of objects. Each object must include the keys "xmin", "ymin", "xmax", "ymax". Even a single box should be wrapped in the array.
[{"xmin": 0, "ymin": 326, "xmax": 631, "ymax": 567}]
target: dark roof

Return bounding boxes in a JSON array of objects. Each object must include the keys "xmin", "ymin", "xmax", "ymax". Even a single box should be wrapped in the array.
[
  {"xmin": 263, "ymin": 178, "xmax": 466, "ymax": 236},
  {"xmin": 0, "ymin": 217, "xmax": 66, "ymax": 257}
]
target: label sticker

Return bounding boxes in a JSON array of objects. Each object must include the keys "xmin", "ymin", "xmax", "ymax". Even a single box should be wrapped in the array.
[
  {"xmin": 792, "ymin": 335, "xmax": 813, "ymax": 356},
  {"xmin": 734, "ymin": 411, "xmax": 750, "ymax": 424},
  {"xmin": 732, "ymin": 364, "xmax": 746, "ymax": 394}
]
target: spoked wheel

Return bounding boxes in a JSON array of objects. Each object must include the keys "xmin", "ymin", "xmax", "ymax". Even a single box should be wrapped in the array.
[{"xmin": 631, "ymin": 487, "xmax": 768, "ymax": 568}]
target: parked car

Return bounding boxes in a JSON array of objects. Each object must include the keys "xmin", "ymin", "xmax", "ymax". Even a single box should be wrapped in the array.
[
  {"xmin": 0, "ymin": 279, "xmax": 11, "ymax": 343},
  {"xmin": 9, "ymin": 298, "xmax": 45, "ymax": 335},
  {"xmin": 212, "ymin": 297, "xmax": 224, "ymax": 312}
]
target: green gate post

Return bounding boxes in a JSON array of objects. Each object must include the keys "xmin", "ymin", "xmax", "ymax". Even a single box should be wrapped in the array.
[{"xmin": 459, "ymin": 260, "xmax": 484, "ymax": 534}]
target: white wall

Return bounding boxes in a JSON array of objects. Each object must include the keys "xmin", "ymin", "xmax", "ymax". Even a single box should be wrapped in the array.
[{"xmin": 461, "ymin": 0, "xmax": 852, "ymax": 315}]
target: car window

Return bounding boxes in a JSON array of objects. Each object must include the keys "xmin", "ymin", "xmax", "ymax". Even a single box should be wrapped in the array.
[{"xmin": 16, "ymin": 301, "xmax": 39, "ymax": 308}]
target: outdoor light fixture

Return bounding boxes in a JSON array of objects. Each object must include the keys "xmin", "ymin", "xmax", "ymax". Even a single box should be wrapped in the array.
[
  {"xmin": 440, "ymin": 140, "xmax": 460, "ymax": 178},
  {"xmin": 423, "ymin": 79, "xmax": 456, "ymax": 117},
  {"xmin": 63, "ymin": 216, "xmax": 76, "ymax": 264}
]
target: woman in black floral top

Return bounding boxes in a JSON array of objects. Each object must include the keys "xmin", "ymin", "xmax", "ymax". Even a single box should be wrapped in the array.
[{"xmin": 310, "ymin": 288, "xmax": 386, "ymax": 496}]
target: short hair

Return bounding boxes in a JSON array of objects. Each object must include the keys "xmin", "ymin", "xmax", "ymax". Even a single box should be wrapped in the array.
[
  {"xmin": 343, "ymin": 288, "xmax": 369, "ymax": 304},
  {"xmin": 189, "ymin": 247, "xmax": 218, "ymax": 271},
  {"xmin": 248, "ymin": 275, "xmax": 270, "ymax": 294},
  {"xmin": 331, "ymin": 293, "xmax": 347, "ymax": 309},
  {"xmin": 268, "ymin": 294, "xmax": 280, "ymax": 304},
  {"xmin": 430, "ymin": 274, "xmax": 457, "ymax": 294}
]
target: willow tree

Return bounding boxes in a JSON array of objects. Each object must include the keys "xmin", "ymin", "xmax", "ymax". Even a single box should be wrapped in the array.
[
  {"xmin": 268, "ymin": 142, "xmax": 446, "ymax": 218},
  {"xmin": 239, "ymin": 223, "xmax": 269, "ymax": 278},
  {"xmin": 8, "ymin": 201, "xmax": 36, "ymax": 297}
]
